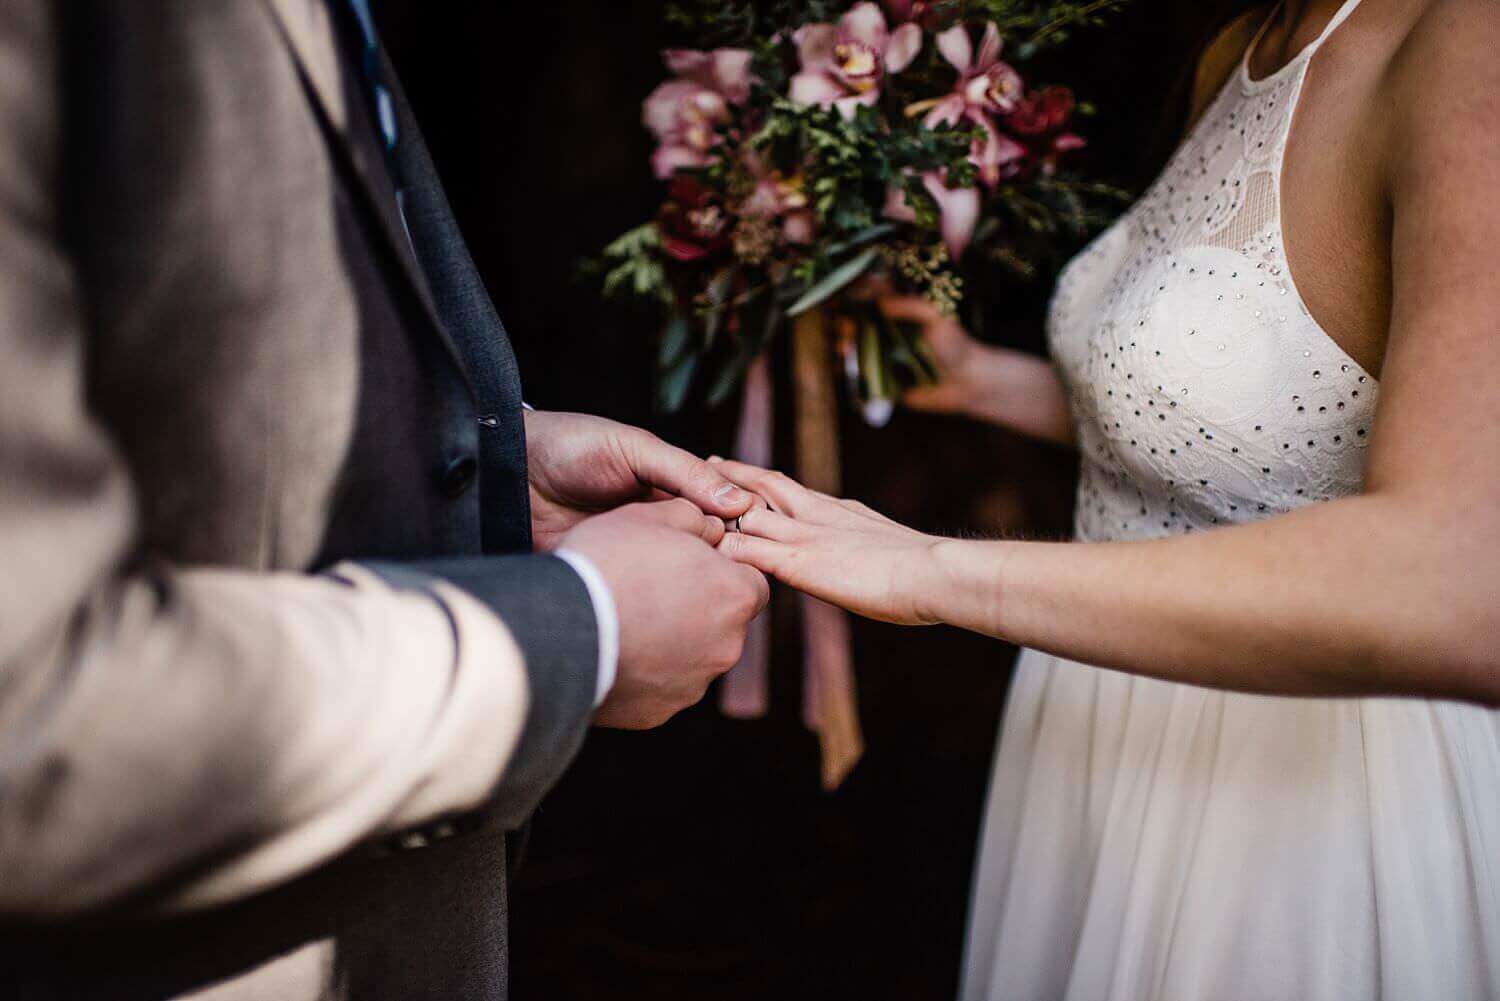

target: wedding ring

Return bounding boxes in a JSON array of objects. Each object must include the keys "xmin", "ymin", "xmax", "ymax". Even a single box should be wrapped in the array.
[{"xmin": 731, "ymin": 514, "xmax": 744, "ymax": 534}]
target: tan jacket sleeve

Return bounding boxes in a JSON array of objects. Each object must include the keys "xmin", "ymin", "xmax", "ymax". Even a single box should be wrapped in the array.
[{"xmin": 0, "ymin": 1, "xmax": 529, "ymax": 919}]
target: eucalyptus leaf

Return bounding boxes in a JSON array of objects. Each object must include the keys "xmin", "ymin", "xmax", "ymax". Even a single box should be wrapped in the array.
[
  {"xmin": 824, "ymin": 222, "xmax": 899, "ymax": 259},
  {"xmin": 786, "ymin": 246, "xmax": 880, "ymax": 317},
  {"xmin": 658, "ymin": 312, "xmax": 692, "ymax": 369},
  {"xmin": 705, "ymin": 353, "xmax": 752, "ymax": 409},
  {"xmin": 912, "ymin": 337, "xmax": 940, "ymax": 384},
  {"xmin": 749, "ymin": 297, "xmax": 785, "ymax": 355},
  {"xmin": 707, "ymin": 296, "xmax": 783, "ymax": 407},
  {"xmin": 657, "ymin": 351, "xmax": 699, "ymax": 414},
  {"xmin": 701, "ymin": 266, "xmax": 738, "ymax": 350}
]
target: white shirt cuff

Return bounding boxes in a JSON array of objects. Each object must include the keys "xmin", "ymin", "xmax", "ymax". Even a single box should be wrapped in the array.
[{"xmin": 553, "ymin": 549, "xmax": 619, "ymax": 707}]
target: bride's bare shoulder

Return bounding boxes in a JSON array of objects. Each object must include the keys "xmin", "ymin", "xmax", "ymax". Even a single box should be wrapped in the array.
[
  {"xmin": 1387, "ymin": 0, "xmax": 1499, "ymax": 86},
  {"xmin": 1383, "ymin": 0, "xmax": 1500, "ymax": 177}
]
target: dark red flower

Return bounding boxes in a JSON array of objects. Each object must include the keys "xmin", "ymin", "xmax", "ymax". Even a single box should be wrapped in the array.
[
  {"xmin": 1005, "ymin": 86, "xmax": 1076, "ymax": 136},
  {"xmin": 1002, "ymin": 86, "xmax": 1086, "ymax": 176},
  {"xmin": 658, "ymin": 177, "xmax": 733, "ymax": 263}
]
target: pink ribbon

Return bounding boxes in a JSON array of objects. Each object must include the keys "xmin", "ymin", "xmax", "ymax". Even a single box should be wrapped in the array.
[{"xmin": 720, "ymin": 356, "xmax": 774, "ymax": 719}]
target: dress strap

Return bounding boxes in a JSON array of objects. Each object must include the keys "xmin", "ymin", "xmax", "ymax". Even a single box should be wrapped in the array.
[{"xmin": 1240, "ymin": 0, "xmax": 1366, "ymax": 87}]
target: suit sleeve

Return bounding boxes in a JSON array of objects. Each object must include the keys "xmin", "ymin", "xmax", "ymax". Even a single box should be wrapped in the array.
[
  {"xmin": 376, "ymin": 557, "xmax": 602, "ymax": 831},
  {"xmin": 0, "ymin": 1, "xmax": 534, "ymax": 920}
]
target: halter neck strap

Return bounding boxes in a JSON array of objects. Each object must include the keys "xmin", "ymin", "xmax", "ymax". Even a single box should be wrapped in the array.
[{"xmin": 1242, "ymin": 0, "xmax": 1365, "ymax": 86}]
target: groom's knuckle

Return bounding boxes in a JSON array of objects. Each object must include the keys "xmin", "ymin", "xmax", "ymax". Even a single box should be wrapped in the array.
[
  {"xmin": 732, "ymin": 577, "xmax": 761, "ymax": 616},
  {"xmin": 743, "ymin": 585, "xmax": 769, "ymax": 618},
  {"xmin": 715, "ymin": 628, "xmax": 745, "ymax": 666},
  {"xmin": 624, "ymin": 426, "xmax": 658, "ymax": 451}
]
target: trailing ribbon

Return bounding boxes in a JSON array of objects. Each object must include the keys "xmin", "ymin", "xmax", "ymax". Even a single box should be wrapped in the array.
[
  {"xmin": 719, "ymin": 355, "xmax": 773, "ymax": 720},
  {"xmin": 719, "ymin": 312, "xmax": 865, "ymax": 791}
]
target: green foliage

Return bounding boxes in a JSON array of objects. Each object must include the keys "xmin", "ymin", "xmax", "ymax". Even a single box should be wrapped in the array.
[
  {"xmin": 908, "ymin": 0, "xmax": 1130, "ymax": 53},
  {"xmin": 751, "ymin": 98, "xmax": 976, "ymax": 241},
  {"xmin": 599, "ymin": 224, "xmax": 673, "ymax": 307}
]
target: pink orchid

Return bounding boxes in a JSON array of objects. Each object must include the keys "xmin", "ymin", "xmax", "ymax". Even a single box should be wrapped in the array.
[
  {"xmin": 740, "ymin": 152, "xmax": 817, "ymax": 245},
  {"xmin": 643, "ymin": 48, "xmax": 754, "ymax": 179},
  {"xmin": 923, "ymin": 22, "xmax": 1024, "ymax": 127},
  {"xmin": 971, "ymin": 119, "xmax": 1030, "ymax": 186},
  {"xmin": 790, "ymin": 2, "xmax": 923, "ymax": 119},
  {"xmin": 883, "ymin": 172, "xmax": 982, "ymax": 260},
  {"xmin": 917, "ymin": 23, "xmax": 1028, "ymax": 186}
]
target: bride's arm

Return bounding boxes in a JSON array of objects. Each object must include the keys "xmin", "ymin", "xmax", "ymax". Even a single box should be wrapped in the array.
[{"xmin": 718, "ymin": 9, "xmax": 1500, "ymax": 705}]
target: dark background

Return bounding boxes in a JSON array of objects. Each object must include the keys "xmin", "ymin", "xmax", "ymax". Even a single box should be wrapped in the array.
[{"xmin": 377, "ymin": 4, "xmax": 1253, "ymax": 997}]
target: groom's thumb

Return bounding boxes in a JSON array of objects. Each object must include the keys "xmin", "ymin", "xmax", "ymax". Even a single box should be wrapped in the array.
[{"xmin": 627, "ymin": 432, "xmax": 756, "ymax": 519}]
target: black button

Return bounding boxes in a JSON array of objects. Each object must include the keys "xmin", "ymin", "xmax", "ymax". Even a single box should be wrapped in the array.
[{"xmin": 438, "ymin": 456, "xmax": 478, "ymax": 499}]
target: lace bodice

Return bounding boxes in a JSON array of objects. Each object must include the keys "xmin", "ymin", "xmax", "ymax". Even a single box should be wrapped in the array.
[{"xmin": 1047, "ymin": 0, "xmax": 1378, "ymax": 543}]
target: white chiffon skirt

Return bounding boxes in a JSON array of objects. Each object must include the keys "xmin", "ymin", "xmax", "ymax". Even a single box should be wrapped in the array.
[{"xmin": 959, "ymin": 648, "xmax": 1500, "ymax": 1001}]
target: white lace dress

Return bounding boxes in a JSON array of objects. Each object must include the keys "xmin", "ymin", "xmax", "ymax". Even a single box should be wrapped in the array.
[{"xmin": 960, "ymin": 2, "xmax": 1500, "ymax": 998}]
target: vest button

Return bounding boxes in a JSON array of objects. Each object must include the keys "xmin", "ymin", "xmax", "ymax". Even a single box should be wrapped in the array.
[{"xmin": 439, "ymin": 456, "xmax": 478, "ymax": 499}]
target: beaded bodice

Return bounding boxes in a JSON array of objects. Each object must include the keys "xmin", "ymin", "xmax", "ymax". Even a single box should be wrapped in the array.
[{"xmin": 1047, "ymin": 0, "xmax": 1378, "ymax": 543}]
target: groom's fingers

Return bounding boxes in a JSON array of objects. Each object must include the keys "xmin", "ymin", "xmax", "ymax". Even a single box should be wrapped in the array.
[
  {"xmin": 623, "ymin": 498, "xmax": 725, "ymax": 546},
  {"xmin": 625, "ymin": 432, "xmax": 756, "ymax": 520},
  {"xmin": 738, "ymin": 562, "xmax": 773, "ymax": 616}
]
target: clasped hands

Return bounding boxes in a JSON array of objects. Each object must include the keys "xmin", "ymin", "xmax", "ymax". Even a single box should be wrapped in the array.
[{"xmin": 528, "ymin": 410, "xmax": 947, "ymax": 733}]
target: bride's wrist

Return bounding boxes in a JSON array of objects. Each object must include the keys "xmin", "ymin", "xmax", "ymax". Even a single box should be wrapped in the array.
[{"xmin": 924, "ymin": 538, "xmax": 1013, "ymax": 637}]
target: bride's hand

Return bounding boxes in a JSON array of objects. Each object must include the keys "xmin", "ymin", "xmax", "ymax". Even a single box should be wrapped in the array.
[
  {"xmin": 879, "ymin": 295, "xmax": 978, "ymax": 414},
  {"xmin": 881, "ymin": 295, "xmax": 1078, "ymax": 446},
  {"xmin": 712, "ymin": 459, "xmax": 947, "ymax": 626}
]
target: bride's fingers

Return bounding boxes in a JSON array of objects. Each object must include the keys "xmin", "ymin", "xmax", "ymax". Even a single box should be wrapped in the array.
[
  {"xmin": 736, "ymin": 506, "xmax": 807, "ymax": 543},
  {"xmin": 707, "ymin": 459, "xmax": 817, "ymax": 517},
  {"xmin": 877, "ymin": 294, "xmax": 944, "ymax": 325}
]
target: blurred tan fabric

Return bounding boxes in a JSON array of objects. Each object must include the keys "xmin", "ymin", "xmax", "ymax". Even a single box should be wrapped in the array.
[{"xmin": 0, "ymin": 0, "xmax": 529, "ymax": 923}]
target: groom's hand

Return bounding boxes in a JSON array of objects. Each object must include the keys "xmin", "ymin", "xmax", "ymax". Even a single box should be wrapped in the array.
[
  {"xmin": 559, "ymin": 500, "xmax": 770, "ymax": 729},
  {"xmin": 524, "ymin": 410, "xmax": 757, "ymax": 550}
]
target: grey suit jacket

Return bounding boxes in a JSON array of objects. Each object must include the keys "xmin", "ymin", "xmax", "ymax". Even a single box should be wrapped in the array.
[{"xmin": 0, "ymin": 1, "xmax": 599, "ymax": 997}]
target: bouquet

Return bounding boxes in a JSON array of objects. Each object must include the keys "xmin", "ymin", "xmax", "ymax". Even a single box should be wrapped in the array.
[{"xmin": 598, "ymin": 0, "xmax": 1128, "ymax": 422}]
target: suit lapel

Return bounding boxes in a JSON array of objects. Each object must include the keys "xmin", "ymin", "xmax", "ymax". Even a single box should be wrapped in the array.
[{"xmin": 258, "ymin": 0, "xmax": 468, "ymax": 375}]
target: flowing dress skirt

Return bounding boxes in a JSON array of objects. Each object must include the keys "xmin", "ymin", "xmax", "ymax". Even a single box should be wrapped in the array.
[{"xmin": 960, "ymin": 648, "xmax": 1500, "ymax": 1001}]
